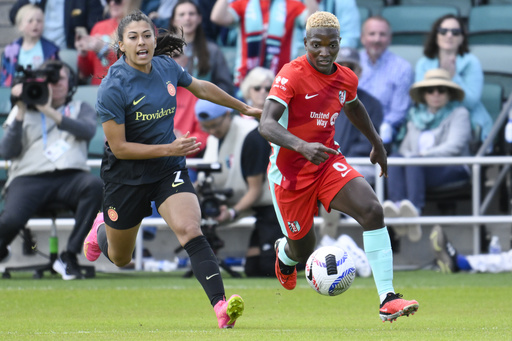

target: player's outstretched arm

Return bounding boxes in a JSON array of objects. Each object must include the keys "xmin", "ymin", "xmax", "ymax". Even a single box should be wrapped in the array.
[{"xmin": 186, "ymin": 78, "xmax": 261, "ymax": 119}]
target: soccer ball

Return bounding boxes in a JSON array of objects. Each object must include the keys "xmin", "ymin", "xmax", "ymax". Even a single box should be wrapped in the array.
[{"xmin": 305, "ymin": 246, "xmax": 356, "ymax": 296}]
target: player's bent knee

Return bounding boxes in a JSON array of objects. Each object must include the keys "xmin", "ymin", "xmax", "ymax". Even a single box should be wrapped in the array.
[
  {"xmin": 174, "ymin": 223, "xmax": 202, "ymax": 245},
  {"xmin": 110, "ymin": 254, "xmax": 133, "ymax": 267},
  {"xmin": 359, "ymin": 201, "xmax": 384, "ymax": 228}
]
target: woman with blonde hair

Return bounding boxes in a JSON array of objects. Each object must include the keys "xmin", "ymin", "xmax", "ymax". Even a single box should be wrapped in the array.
[{"xmin": 240, "ymin": 66, "xmax": 275, "ymax": 109}]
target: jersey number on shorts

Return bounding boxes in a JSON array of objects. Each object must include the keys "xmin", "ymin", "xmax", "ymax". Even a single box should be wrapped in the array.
[
  {"xmin": 333, "ymin": 162, "xmax": 352, "ymax": 178},
  {"xmin": 172, "ymin": 170, "xmax": 185, "ymax": 188}
]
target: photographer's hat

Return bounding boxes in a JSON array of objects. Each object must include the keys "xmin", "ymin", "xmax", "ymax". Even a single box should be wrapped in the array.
[{"xmin": 195, "ymin": 99, "xmax": 231, "ymax": 122}]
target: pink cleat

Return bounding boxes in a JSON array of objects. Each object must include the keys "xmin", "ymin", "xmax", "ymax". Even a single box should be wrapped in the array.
[
  {"xmin": 83, "ymin": 212, "xmax": 104, "ymax": 262},
  {"xmin": 379, "ymin": 292, "xmax": 419, "ymax": 323},
  {"xmin": 214, "ymin": 295, "xmax": 244, "ymax": 328}
]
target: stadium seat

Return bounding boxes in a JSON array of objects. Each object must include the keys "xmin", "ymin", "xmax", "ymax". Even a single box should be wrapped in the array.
[
  {"xmin": 481, "ymin": 83, "xmax": 504, "ymax": 123},
  {"xmin": 485, "ymin": 0, "xmax": 512, "ymax": 6},
  {"xmin": 0, "ymin": 87, "xmax": 12, "ymax": 116},
  {"xmin": 381, "ymin": 5, "xmax": 459, "ymax": 45},
  {"xmin": 468, "ymin": 5, "xmax": 512, "ymax": 45},
  {"xmin": 356, "ymin": 0, "xmax": 389, "ymax": 15},
  {"xmin": 398, "ymin": 0, "xmax": 473, "ymax": 18},
  {"xmin": 471, "ymin": 44, "xmax": 512, "ymax": 100},
  {"xmin": 74, "ymin": 85, "xmax": 99, "ymax": 109},
  {"xmin": 88, "ymin": 123, "xmax": 105, "ymax": 179},
  {"xmin": 88, "ymin": 123, "xmax": 106, "ymax": 158},
  {"xmin": 358, "ymin": 5, "xmax": 371, "ymax": 23},
  {"xmin": 59, "ymin": 48, "xmax": 79, "ymax": 74},
  {"xmin": 387, "ymin": 44, "xmax": 423, "ymax": 68}
]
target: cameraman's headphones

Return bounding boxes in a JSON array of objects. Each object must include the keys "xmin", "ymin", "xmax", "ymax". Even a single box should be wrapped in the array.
[{"xmin": 61, "ymin": 61, "xmax": 78, "ymax": 104}]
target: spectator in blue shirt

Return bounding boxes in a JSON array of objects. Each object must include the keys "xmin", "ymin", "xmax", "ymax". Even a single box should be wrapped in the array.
[{"xmin": 358, "ymin": 16, "xmax": 413, "ymax": 149}]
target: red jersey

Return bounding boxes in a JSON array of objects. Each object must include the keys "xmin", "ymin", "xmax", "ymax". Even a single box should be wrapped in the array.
[
  {"xmin": 174, "ymin": 87, "xmax": 208, "ymax": 157},
  {"xmin": 267, "ymin": 55, "xmax": 358, "ymax": 190}
]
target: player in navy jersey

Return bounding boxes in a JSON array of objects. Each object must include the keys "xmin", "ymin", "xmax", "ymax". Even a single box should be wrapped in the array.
[{"xmin": 82, "ymin": 10, "xmax": 260, "ymax": 329}]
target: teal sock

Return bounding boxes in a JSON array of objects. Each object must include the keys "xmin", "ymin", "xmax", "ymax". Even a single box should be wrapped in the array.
[
  {"xmin": 278, "ymin": 238, "xmax": 298, "ymax": 266},
  {"xmin": 363, "ymin": 227, "xmax": 394, "ymax": 296}
]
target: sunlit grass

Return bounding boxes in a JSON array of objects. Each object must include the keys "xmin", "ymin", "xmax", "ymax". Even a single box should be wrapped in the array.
[{"xmin": 0, "ymin": 270, "xmax": 510, "ymax": 340}]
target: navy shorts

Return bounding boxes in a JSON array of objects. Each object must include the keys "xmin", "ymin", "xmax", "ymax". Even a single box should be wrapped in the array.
[{"xmin": 103, "ymin": 168, "xmax": 197, "ymax": 230}]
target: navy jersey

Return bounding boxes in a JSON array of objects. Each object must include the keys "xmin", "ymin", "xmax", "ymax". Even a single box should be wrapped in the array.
[{"xmin": 96, "ymin": 55, "xmax": 193, "ymax": 185}]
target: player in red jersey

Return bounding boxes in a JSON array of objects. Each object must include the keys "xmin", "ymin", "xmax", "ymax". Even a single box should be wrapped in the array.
[{"xmin": 259, "ymin": 11, "xmax": 419, "ymax": 323}]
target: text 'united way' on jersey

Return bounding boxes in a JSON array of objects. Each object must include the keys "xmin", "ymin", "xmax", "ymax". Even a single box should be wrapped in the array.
[
  {"xmin": 96, "ymin": 55, "xmax": 193, "ymax": 185},
  {"xmin": 267, "ymin": 55, "xmax": 358, "ymax": 190}
]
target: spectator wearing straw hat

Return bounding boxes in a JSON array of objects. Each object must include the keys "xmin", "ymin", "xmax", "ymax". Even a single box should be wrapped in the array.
[{"xmin": 383, "ymin": 68, "xmax": 473, "ymax": 243}]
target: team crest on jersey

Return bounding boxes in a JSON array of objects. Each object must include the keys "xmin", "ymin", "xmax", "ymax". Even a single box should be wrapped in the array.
[
  {"xmin": 287, "ymin": 221, "xmax": 301, "ymax": 234},
  {"xmin": 339, "ymin": 90, "xmax": 347, "ymax": 105},
  {"xmin": 275, "ymin": 76, "xmax": 288, "ymax": 86},
  {"xmin": 108, "ymin": 207, "xmax": 118, "ymax": 222},
  {"xmin": 167, "ymin": 83, "xmax": 176, "ymax": 96},
  {"xmin": 330, "ymin": 112, "xmax": 339, "ymax": 126}
]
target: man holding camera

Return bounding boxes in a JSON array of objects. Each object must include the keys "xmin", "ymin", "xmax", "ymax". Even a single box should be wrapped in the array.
[
  {"xmin": 0, "ymin": 60, "xmax": 103, "ymax": 280},
  {"xmin": 196, "ymin": 99, "xmax": 282, "ymax": 277}
]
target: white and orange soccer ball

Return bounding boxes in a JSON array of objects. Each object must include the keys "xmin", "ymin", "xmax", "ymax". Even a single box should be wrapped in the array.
[{"xmin": 305, "ymin": 246, "xmax": 356, "ymax": 296}]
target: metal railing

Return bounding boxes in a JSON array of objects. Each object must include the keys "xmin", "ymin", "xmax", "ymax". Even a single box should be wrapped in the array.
[{"xmin": 10, "ymin": 92, "xmax": 512, "ymax": 270}]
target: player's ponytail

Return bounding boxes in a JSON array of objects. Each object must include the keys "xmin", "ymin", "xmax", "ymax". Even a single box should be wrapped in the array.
[{"xmin": 155, "ymin": 29, "xmax": 186, "ymax": 58}]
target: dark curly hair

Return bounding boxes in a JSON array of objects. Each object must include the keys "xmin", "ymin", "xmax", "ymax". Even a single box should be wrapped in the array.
[
  {"xmin": 114, "ymin": 10, "xmax": 186, "ymax": 59},
  {"xmin": 423, "ymin": 14, "xmax": 469, "ymax": 59}
]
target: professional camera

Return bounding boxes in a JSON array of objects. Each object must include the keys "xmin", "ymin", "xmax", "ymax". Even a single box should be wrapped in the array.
[
  {"xmin": 194, "ymin": 162, "xmax": 233, "ymax": 251},
  {"xmin": 195, "ymin": 162, "xmax": 233, "ymax": 221},
  {"xmin": 175, "ymin": 162, "xmax": 241, "ymax": 278},
  {"xmin": 13, "ymin": 63, "xmax": 61, "ymax": 107}
]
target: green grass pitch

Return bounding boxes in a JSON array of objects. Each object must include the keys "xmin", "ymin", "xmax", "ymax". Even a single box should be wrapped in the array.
[{"xmin": 0, "ymin": 270, "xmax": 511, "ymax": 340}]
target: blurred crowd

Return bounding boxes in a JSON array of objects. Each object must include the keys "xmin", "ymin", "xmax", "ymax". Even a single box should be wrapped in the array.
[{"xmin": 0, "ymin": 0, "xmax": 510, "ymax": 278}]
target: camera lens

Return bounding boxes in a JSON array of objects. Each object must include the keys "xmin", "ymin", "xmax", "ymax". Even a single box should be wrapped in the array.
[
  {"xmin": 22, "ymin": 80, "xmax": 49, "ymax": 106},
  {"xmin": 201, "ymin": 197, "xmax": 220, "ymax": 218},
  {"xmin": 25, "ymin": 83, "xmax": 44, "ymax": 99}
]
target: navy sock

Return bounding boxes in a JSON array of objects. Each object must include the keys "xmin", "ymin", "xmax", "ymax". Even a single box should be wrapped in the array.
[
  {"xmin": 97, "ymin": 224, "xmax": 112, "ymax": 263},
  {"xmin": 184, "ymin": 235, "xmax": 225, "ymax": 306}
]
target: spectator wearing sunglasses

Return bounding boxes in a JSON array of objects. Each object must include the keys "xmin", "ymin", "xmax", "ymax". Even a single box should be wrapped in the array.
[
  {"xmin": 416, "ymin": 14, "xmax": 493, "ymax": 143},
  {"xmin": 383, "ymin": 69, "xmax": 472, "ymax": 243}
]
